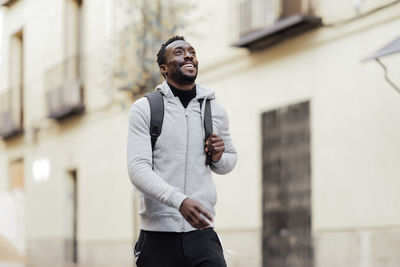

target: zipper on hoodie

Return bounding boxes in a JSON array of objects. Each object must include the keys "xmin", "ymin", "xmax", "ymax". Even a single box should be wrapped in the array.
[{"xmin": 182, "ymin": 108, "xmax": 190, "ymax": 231}]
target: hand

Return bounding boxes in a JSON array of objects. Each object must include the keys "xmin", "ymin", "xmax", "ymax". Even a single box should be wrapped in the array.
[
  {"xmin": 179, "ymin": 198, "xmax": 214, "ymax": 230},
  {"xmin": 205, "ymin": 133, "xmax": 225, "ymax": 163}
]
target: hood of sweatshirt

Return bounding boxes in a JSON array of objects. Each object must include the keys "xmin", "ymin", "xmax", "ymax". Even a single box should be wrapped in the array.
[{"xmin": 156, "ymin": 81, "xmax": 216, "ymax": 100}]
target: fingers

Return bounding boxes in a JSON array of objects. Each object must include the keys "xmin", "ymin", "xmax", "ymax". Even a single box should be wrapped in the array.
[
  {"xmin": 211, "ymin": 141, "xmax": 224, "ymax": 149},
  {"xmin": 196, "ymin": 206, "xmax": 214, "ymax": 222},
  {"xmin": 210, "ymin": 143, "xmax": 224, "ymax": 153},
  {"xmin": 206, "ymin": 143, "xmax": 224, "ymax": 155},
  {"xmin": 189, "ymin": 208, "xmax": 211, "ymax": 230},
  {"xmin": 180, "ymin": 199, "xmax": 214, "ymax": 230},
  {"xmin": 207, "ymin": 135, "xmax": 223, "ymax": 145},
  {"xmin": 205, "ymin": 133, "xmax": 224, "ymax": 156},
  {"xmin": 205, "ymin": 133, "xmax": 221, "ymax": 146},
  {"xmin": 205, "ymin": 133, "xmax": 225, "ymax": 163},
  {"xmin": 187, "ymin": 214, "xmax": 200, "ymax": 227},
  {"xmin": 187, "ymin": 214, "xmax": 207, "ymax": 230}
]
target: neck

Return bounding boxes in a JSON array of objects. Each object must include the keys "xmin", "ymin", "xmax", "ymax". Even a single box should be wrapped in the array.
[{"xmin": 166, "ymin": 79, "xmax": 195, "ymax": 91}]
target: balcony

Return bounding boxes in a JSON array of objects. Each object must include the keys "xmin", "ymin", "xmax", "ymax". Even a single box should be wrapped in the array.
[
  {"xmin": 232, "ymin": 0, "xmax": 322, "ymax": 50},
  {"xmin": 0, "ymin": 0, "xmax": 19, "ymax": 7},
  {"xmin": 0, "ymin": 90, "xmax": 23, "ymax": 139},
  {"xmin": 45, "ymin": 56, "xmax": 85, "ymax": 120}
]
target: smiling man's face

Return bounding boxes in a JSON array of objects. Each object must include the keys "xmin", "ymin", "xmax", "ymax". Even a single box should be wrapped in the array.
[{"xmin": 161, "ymin": 40, "xmax": 198, "ymax": 87}]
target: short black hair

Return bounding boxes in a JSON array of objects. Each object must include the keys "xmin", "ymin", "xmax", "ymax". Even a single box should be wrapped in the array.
[{"xmin": 156, "ymin": 35, "xmax": 185, "ymax": 67}]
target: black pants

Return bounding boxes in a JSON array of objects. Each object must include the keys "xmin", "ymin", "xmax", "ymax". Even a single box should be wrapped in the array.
[{"xmin": 134, "ymin": 227, "xmax": 227, "ymax": 267}]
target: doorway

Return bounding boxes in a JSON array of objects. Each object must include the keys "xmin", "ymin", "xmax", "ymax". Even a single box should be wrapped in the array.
[
  {"xmin": 261, "ymin": 101, "xmax": 313, "ymax": 267},
  {"xmin": 65, "ymin": 169, "xmax": 78, "ymax": 264}
]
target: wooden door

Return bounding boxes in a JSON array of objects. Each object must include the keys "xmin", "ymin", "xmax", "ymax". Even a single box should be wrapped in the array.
[{"xmin": 262, "ymin": 101, "xmax": 313, "ymax": 267}]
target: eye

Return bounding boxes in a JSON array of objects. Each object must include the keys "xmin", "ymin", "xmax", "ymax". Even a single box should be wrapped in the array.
[{"xmin": 175, "ymin": 50, "xmax": 182, "ymax": 55}]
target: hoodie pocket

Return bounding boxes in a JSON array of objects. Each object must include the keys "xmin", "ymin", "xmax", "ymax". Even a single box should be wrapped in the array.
[{"xmin": 146, "ymin": 198, "xmax": 177, "ymax": 216}]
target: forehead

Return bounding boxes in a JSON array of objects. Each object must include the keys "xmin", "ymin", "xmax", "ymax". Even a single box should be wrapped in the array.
[{"xmin": 166, "ymin": 40, "xmax": 195, "ymax": 52}]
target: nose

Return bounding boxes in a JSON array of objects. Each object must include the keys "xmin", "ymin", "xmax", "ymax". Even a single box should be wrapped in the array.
[{"xmin": 184, "ymin": 50, "xmax": 194, "ymax": 60}]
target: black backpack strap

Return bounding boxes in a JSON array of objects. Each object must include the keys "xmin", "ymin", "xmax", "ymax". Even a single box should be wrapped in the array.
[
  {"xmin": 200, "ymin": 99, "xmax": 213, "ymax": 165},
  {"xmin": 145, "ymin": 90, "xmax": 164, "ymax": 152}
]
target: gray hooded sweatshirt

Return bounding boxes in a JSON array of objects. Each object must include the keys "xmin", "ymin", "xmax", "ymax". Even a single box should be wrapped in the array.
[{"xmin": 127, "ymin": 81, "xmax": 237, "ymax": 232}]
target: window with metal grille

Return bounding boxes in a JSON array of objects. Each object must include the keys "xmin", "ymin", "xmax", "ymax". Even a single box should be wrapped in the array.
[
  {"xmin": 233, "ymin": 0, "xmax": 321, "ymax": 50},
  {"xmin": 0, "ymin": 30, "xmax": 24, "ymax": 139},
  {"xmin": 45, "ymin": 0, "xmax": 84, "ymax": 120}
]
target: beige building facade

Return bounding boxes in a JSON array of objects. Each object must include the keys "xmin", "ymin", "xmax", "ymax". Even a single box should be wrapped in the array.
[
  {"xmin": 1, "ymin": 0, "xmax": 400, "ymax": 267},
  {"xmin": 0, "ymin": 0, "xmax": 133, "ymax": 266}
]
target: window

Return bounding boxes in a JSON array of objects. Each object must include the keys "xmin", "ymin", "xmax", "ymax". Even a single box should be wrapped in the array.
[
  {"xmin": 233, "ymin": 0, "xmax": 321, "ymax": 50},
  {"xmin": 0, "ymin": 30, "xmax": 24, "ymax": 139},
  {"xmin": 45, "ymin": 0, "xmax": 84, "ymax": 120},
  {"xmin": 9, "ymin": 158, "xmax": 24, "ymax": 191}
]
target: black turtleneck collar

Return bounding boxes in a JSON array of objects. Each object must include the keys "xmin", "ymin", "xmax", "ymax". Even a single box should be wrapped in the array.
[{"xmin": 168, "ymin": 82, "xmax": 196, "ymax": 108}]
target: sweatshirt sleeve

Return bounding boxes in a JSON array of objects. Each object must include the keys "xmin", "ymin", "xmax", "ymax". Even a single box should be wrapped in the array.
[
  {"xmin": 210, "ymin": 103, "xmax": 237, "ymax": 175},
  {"xmin": 127, "ymin": 98, "xmax": 188, "ymax": 210}
]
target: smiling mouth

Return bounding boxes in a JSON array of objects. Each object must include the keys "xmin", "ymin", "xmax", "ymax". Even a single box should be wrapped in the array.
[{"xmin": 180, "ymin": 62, "xmax": 196, "ymax": 70}]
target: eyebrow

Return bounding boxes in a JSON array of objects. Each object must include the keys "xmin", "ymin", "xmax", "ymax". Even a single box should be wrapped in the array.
[{"xmin": 172, "ymin": 45, "xmax": 195, "ymax": 52}]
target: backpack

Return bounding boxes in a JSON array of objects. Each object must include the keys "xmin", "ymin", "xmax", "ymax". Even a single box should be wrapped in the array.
[{"xmin": 145, "ymin": 90, "xmax": 213, "ymax": 165}]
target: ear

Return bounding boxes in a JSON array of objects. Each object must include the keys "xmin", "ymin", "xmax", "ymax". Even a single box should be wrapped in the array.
[{"xmin": 160, "ymin": 64, "xmax": 168, "ymax": 77}]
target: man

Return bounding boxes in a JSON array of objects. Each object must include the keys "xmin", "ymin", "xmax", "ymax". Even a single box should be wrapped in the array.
[{"xmin": 127, "ymin": 36, "xmax": 237, "ymax": 267}]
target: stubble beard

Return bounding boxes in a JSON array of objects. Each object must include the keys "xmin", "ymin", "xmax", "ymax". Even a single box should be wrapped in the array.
[{"xmin": 170, "ymin": 64, "xmax": 198, "ymax": 85}]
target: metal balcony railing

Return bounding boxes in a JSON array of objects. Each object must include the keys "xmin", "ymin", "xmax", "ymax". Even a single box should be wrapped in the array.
[
  {"xmin": 0, "ymin": 89, "xmax": 23, "ymax": 139},
  {"xmin": 45, "ymin": 56, "xmax": 84, "ymax": 120},
  {"xmin": 237, "ymin": 0, "xmax": 316, "ymax": 36},
  {"xmin": 233, "ymin": 0, "xmax": 321, "ymax": 50}
]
